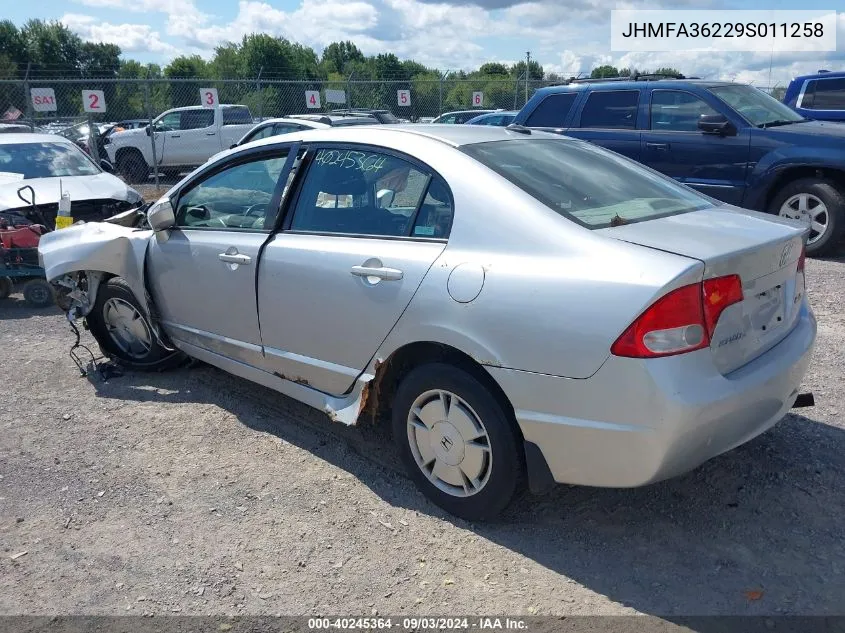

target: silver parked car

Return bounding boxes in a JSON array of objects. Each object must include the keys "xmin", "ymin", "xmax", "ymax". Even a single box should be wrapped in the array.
[{"xmin": 38, "ymin": 125, "xmax": 817, "ymax": 520}]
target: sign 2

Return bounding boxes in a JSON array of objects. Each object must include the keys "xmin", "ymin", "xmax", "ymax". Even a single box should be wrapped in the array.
[
  {"xmin": 305, "ymin": 90, "xmax": 321, "ymax": 109},
  {"xmin": 472, "ymin": 91, "xmax": 484, "ymax": 107},
  {"xmin": 201, "ymin": 88, "xmax": 219, "ymax": 108},
  {"xmin": 31, "ymin": 88, "xmax": 57, "ymax": 112},
  {"xmin": 397, "ymin": 89, "xmax": 411, "ymax": 107},
  {"xmin": 82, "ymin": 90, "xmax": 106, "ymax": 113}
]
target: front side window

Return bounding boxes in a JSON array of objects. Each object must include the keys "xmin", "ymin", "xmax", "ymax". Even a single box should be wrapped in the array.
[
  {"xmin": 650, "ymin": 90, "xmax": 719, "ymax": 131},
  {"xmin": 708, "ymin": 84, "xmax": 804, "ymax": 127},
  {"xmin": 802, "ymin": 78, "xmax": 845, "ymax": 110},
  {"xmin": 0, "ymin": 142, "xmax": 100, "ymax": 179},
  {"xmin": 437, "ymin": 114, "xmax": 456, "ymax": 124},
  {"xmin": 525, "ymin": 93, "xmax": 577, "ymax": 127},
  {"xmin": 290, "ymin": 148, "xmax": 433, "ymax": 237},
  {"xmin": 156, "ymin": 112, "xmax": 181, "ymax": 131},
  {"xmin": 580, "ymin": 90, "xmax": 639, "ymax": 129},
  {"xmin": 273, "ymin": 123, "xmax": 304, "ymax": 135},
  {"xmin": 181, "ymin": 110, "xmax": 214, "ymax": 130},
  {"xmin": 175, "ymin": 152, "xmax": 289, "ymax": 230},
  {"xmin": 461, "ymin": 138, "xmax": 713, "ymax": 229}
]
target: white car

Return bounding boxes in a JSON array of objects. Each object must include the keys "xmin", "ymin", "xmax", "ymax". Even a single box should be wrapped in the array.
[
  {"xmin": 230, "ymin": 115, "xmax": 381, "ymax": 149},
  {"xmin": 0, "ymin": 134, "xmax": 142, "ymax": 229},
  {"xmin": 104, "ymin": 105, "xmax": 256, "ymax": 183}
]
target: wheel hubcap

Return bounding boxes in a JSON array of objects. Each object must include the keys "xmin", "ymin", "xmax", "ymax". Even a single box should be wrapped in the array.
[
  {"xmin": 779, "ymin": 193, "xmax": 828, "ymax": 245},
  {"xmin": 102, "ymin": 298, "xmax": 153, "ymax": 359},
  {"xmin": 406, "ymin": 389, "xmax": 492, "ymax": 498}
]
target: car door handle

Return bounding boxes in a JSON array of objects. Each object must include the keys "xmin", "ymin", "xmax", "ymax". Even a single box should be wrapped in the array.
[
  {"xmin": 219, "ymin": 253, "xmax": 252, "ymax": 265},
  {"xmin": 206, "ymin": 131, "xmax": 216, "ymax": 136},
  {"xmin": 646, "ymin": 142, "xmax": 670, "ymax": 150},
  {"xmin": 350, "ymin": 265, "xmax": 403, "ymax": 281},
  {"xmin": 169, "ymin": 134, "xmax": 181, "ymax": 138}
]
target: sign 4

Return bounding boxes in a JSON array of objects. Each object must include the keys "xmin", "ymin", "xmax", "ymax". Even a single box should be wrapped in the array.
[
  {"xmin": 472, "ymin": 91, "xmax": 484, "ymax": 107},
  {"xmin": 201, "ymin": 88, "xmax": 219, "ymax": 108},
  {"xmin": 82, "ymin": 90, "xmax": 106, "ymax": 113},
  {"xmin": 30, "ymin": 88, "xmax": 57, "ymax": 112},
  {"xmin": 305, "ymin": 90, "xmax": 321, "ymax": 109},
  {"xmin": 397, "ymin": 89, "xmax": 411, "ymax": 107}
]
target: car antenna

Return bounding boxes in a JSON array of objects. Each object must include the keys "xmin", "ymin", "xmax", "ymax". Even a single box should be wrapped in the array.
[{"xmin": 505, "ymin": 123, "xmax": 531, "ymax": 134}]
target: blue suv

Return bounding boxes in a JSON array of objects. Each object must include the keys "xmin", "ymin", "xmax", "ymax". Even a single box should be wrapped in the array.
[
  {"xmin": 513, "ymin": 79, "xmax": 845, "ymax": 256},
  {"xmin": 783, "ymin": 70, "xmax": 845, "ymax": 123}
]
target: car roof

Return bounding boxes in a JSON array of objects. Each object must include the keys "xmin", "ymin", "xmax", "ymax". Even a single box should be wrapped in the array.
[
  {"xmin": 231, "ymin": 124, "xmax": 563, "ymax": 156},
  {"xmin": 255, "ymin": 117, "xmax": 330, "ymax": 128},
  {"xmin": 790, "ymin": 70, "xmax": 845, "ymax": 83},
  {"xmin": 0, "ymin": 133, "xmax": 75, "ymax": 145},
  {"xmin": 535, "ymin": 79, "xmax": 734, "ymax": 96}
]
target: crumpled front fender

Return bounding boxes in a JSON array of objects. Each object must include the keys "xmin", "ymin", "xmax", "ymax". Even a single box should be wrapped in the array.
[{"xmin": 38, "ymin": 222, "xmax": 153, "ymax": 318}]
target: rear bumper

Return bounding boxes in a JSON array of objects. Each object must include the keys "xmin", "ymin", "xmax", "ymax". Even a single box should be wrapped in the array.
[{"xmin": 488, "ymin": 303, "xmax": 817, "ymax": 488}]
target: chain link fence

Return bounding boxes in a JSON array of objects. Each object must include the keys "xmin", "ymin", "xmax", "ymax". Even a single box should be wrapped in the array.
[{"xmin": 0, "ymin": 76, "xmax": 558, "ymax": 193}]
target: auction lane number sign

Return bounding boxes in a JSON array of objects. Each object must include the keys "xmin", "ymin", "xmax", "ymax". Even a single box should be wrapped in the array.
[
  {"xmin": 31, "ymin": 88, "xmax": 57, "ymax": 112},
  {"xmin": 472, "ymin": 91, "xmax": 484, "ymax": 106},
  {"xmin": 82, "ymin": 90, "xmax": 106, "ymax": 113},
  {"xmin": 397, "ymin": 89, "xmax": 411, "ymax": 106},
  {"xmin": 306, "ymin": 90, "xmax": 321, "ymax": 109},
  {"xmin": 201, "ymin": 88, "xmax": 219, "ymax": 108}
]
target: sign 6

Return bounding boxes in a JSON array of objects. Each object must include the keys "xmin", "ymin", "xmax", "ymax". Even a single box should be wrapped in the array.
[
  {"xmin": 472, "ymin": 91, "xmax": 484, "ymax": 107},
  {"xmin": 82, "ymin": 90, "xmax": 106, "ymax": 113},
  {"xmin": 201, "ymin": 88, "xmax": 219, "ymax": 108},
  {"xmin": 305, "ymin": 90, "xmax": 321, "ymax": 109},
  {"xmin": 397, "ymin": 90, "xmax": 411, "ymax": 107},
  {"xmin": 31, "ymin": 88, "xmax": 57, "ymax": 112}
]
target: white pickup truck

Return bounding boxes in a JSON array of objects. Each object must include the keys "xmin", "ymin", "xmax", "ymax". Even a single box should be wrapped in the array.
[{"xmin": 104, "ymin": 105, "xmax": 255, "ymax": 182}]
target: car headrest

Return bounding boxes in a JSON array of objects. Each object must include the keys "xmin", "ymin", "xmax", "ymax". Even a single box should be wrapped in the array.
[{"xmin": 315, "ymin": 165, "xmax": 369, "ymax": 196}]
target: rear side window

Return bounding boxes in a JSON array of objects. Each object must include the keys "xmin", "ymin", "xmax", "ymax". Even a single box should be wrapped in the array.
[
  {"xmin": 181, "ymin": 110, "xmax": 214, "ymax": 130},
  {"xmin": 223, "ymin": 107, "xmax": 253, "ymax": 125},
  {"xmin": 579, "ymin": 90, "xmax": 639, "ymax": 129},
  {"xmin": 802, "ymin": 78, "xmax": 845, "ymax": 110},
  {"xmin": 525, "ymin": 93, "xmax": 577, "ymax": 127}
]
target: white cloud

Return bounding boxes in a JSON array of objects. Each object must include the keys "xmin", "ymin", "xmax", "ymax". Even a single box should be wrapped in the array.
[{"xmin": 61, "ymin": 13, "xmax": 178, "ymax": 55}]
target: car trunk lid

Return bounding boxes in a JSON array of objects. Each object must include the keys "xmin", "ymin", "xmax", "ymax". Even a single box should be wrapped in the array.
[{"xmin": 600, "ymin": 207, "xmax": 808, "ymax": 374}]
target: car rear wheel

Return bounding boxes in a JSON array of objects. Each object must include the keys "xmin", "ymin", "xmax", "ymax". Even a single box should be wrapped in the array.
[
  {"xmin": 23, "ymin": 278, "xmax": 55, "ymax": 308},
  {"xmin": 0, "ymin": 276, "xmax": 12, "ymax": 299},
  {"xmin": 770, "ymin": 178, "xmax": 845, "ymax": 257},
  {"xmin": 86, "ymin": 277, "xmax": 182, "ymax": 370},
  {"xmin": 117, "ymin": 151, "xmax": 149, "ymax": 184},
  {"xmin": 391, "ymin": 363, "xmax": 524, "ymax": 521}
]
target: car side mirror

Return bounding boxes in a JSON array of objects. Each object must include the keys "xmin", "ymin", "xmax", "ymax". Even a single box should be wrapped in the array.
[
  {"xmin": 147, "ymin": 198, "xmax": 176, "ymax": 235},
  {"xmin": 377, "ymin": 188, "xmax": 396, "ymax": 208},
  {"xmin": 230, "ymin": 143, "xmax": 238, "ymax": 150},
  {"xmin": 100, "ymin": 160, "xmax": 115, "ymax": 173},
  {"xmin": 698, "ymin": 114, "xmax": 736, "ymax": 137}
]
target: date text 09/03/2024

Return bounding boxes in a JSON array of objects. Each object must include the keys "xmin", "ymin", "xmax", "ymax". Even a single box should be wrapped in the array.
[{"xmin": 308, "ymin": 617, "xmax": 528, "ymax": 630}]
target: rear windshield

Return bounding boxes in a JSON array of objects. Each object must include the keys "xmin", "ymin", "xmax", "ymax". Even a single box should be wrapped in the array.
[
  {"xmin": 0, "ymin": 142, "xmax": 100, "ymax": 179},
  {"xmin": 461, "ymin": 138, "xmax": 714, "ymax": 228}
]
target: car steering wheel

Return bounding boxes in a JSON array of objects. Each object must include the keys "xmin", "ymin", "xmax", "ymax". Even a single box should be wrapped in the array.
[{"xmin": 243, "ymin": 204, "xmax": 267, "ymax": 218}]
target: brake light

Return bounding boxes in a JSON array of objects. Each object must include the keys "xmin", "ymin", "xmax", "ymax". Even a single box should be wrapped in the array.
[{"xmin": 611, "ymin": 275, "xmax": 744, "ymax": 359}]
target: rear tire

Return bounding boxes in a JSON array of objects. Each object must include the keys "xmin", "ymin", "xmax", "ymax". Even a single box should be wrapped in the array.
[
  {"xmin": 117, "ymin": 150, "xmax": 149, "ymax": 184},
  {"xmin": 23, "ymin": 278, "xmax": 54, "ymax": 308},
  {"xmin": 768, "ymin": 178, "xmax": 845, "ymax": 257},
  {"xmin": 86, "ymin": 277, "xmax": 182, "ymax": 371},
  {"xmin": 391, "ymin": 363, "xmax": 524, "ymax": 521},
  {"xmin": 0, "ymin": 276, "xmax": 11, "ymax": 299}
]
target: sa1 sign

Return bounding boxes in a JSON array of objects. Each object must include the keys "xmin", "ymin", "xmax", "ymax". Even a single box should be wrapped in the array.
[
  {"xmin": 31, "ymin": 88, "xmax": 57, "ymax": 112},
  {"xmin": 472, "ymin": 92, "xmax": 484, "ymax": 107},
  {"xmin": 397, "ymin": 89, "xmax": 411, "ymax": 106},
  {"xmin": 305, "ymin": 91, "xmax": 321, "ymax": 109},
  {"xmin": 201, "ymin": 88, "xmax": 219, "ymax": 108},
  {"xmin": 82, "ymin": 90, "xmax": 106, "ymax": 113}
]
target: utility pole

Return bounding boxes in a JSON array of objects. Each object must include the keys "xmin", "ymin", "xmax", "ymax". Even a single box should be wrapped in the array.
[{"xmin": 524, "ymin": 51, "xmax": 531, "ymax": 105}]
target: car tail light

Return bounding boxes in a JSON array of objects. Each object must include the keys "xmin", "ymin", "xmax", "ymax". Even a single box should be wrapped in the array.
[{"xmin": 611, "ymin": 275, "xmax": 744, "ymax": 359}]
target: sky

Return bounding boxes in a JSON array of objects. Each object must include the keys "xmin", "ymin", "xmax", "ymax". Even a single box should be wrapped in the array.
[{"xmin": 6, "ymin": 0, "xmax": 845, "ymax": 87}]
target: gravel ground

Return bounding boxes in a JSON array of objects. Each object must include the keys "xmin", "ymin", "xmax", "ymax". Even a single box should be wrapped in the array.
[{"xmin": 0, "ymin": 255, "xmax": 843, "ymax": 617}]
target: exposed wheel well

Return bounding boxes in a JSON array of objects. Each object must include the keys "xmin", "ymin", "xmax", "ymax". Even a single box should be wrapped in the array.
[
  {"xmin": 765, "ymin": 167, "xmax": 845, "ymax": 209},
  {"xmin": 115, "ymin": 147, "xmax": 146, "ymax": 163},
  {"xmin": 364, "ymin": 341, "xmax": 519, "ymax": 436}
]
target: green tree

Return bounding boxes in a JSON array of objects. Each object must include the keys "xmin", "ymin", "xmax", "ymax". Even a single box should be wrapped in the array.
[
  {"xmin": 590, "ymin": 65, "xmax": 619, "ymax": 78},
  {"xmin": 479, "ymin": 62, "xmax": 509, "ymax": 77},
  {"xmin": 320, "ymin": 40, "xmax": 364, "ymax": 75},
  {"xmin": 510, "ymin": 60, "xmax": 543, "ymax": 80}
]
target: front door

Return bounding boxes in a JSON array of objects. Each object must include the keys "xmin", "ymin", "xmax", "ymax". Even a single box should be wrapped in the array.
[
  {"xmin": 641, "ymin": 89, "xmax": 751, "ymax": 205},
  {"xmin": 257, "ymin": 145, "xmax": 452, "ymax": 395},
  {"xmin": 147, "ymin": 146, "xmax": 297, "ymax": 367}
]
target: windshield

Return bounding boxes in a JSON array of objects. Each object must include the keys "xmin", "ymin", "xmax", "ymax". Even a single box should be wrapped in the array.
[
  {"xmin": 708, "ymin": 85, "xmax": 805, "ymax": 127},
  {"xmin": 0, "ymin": 142, "xmax": 101, "ymax": 179},
  {"xmin": 461, "ymin": 138, "xmax": 714, "ymax": 228}
]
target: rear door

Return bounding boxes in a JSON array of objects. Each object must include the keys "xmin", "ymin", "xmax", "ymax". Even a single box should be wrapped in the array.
[
  {"xmin": 567, "ymin": 89, "xmax": 643, "ymax": 161},
  {"xmin": 641, "ymin": 89, "xmax": 751, "ymax": 205},
  {"xmin": 168, "ymin": 109, "xmax": 218, "ymax": 164},
  {"xmin": 220, "ymin": 107, "xmax": 255, "ymax": 146},
  {"xmin": 257, "ymin": 144, "xmax": 452, "ymax": 395}
]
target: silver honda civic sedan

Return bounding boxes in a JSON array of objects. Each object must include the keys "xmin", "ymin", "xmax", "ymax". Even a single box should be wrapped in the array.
[{"xmin": 39, "ymin": 125, "xmax": 817, "ymax": 520}]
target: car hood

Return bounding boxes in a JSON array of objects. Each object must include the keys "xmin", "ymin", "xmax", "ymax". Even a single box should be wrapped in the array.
[
  {"xmin": 109, "ymin": 128, "xmax": 147, "ymax": 142},
  {"xmin": 0, "ymin": 173, "xmax": 136, "ymax": 211},
  {"xmin": 759, "ymin": 119, "xmax": 845, "ymax": 140}
]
